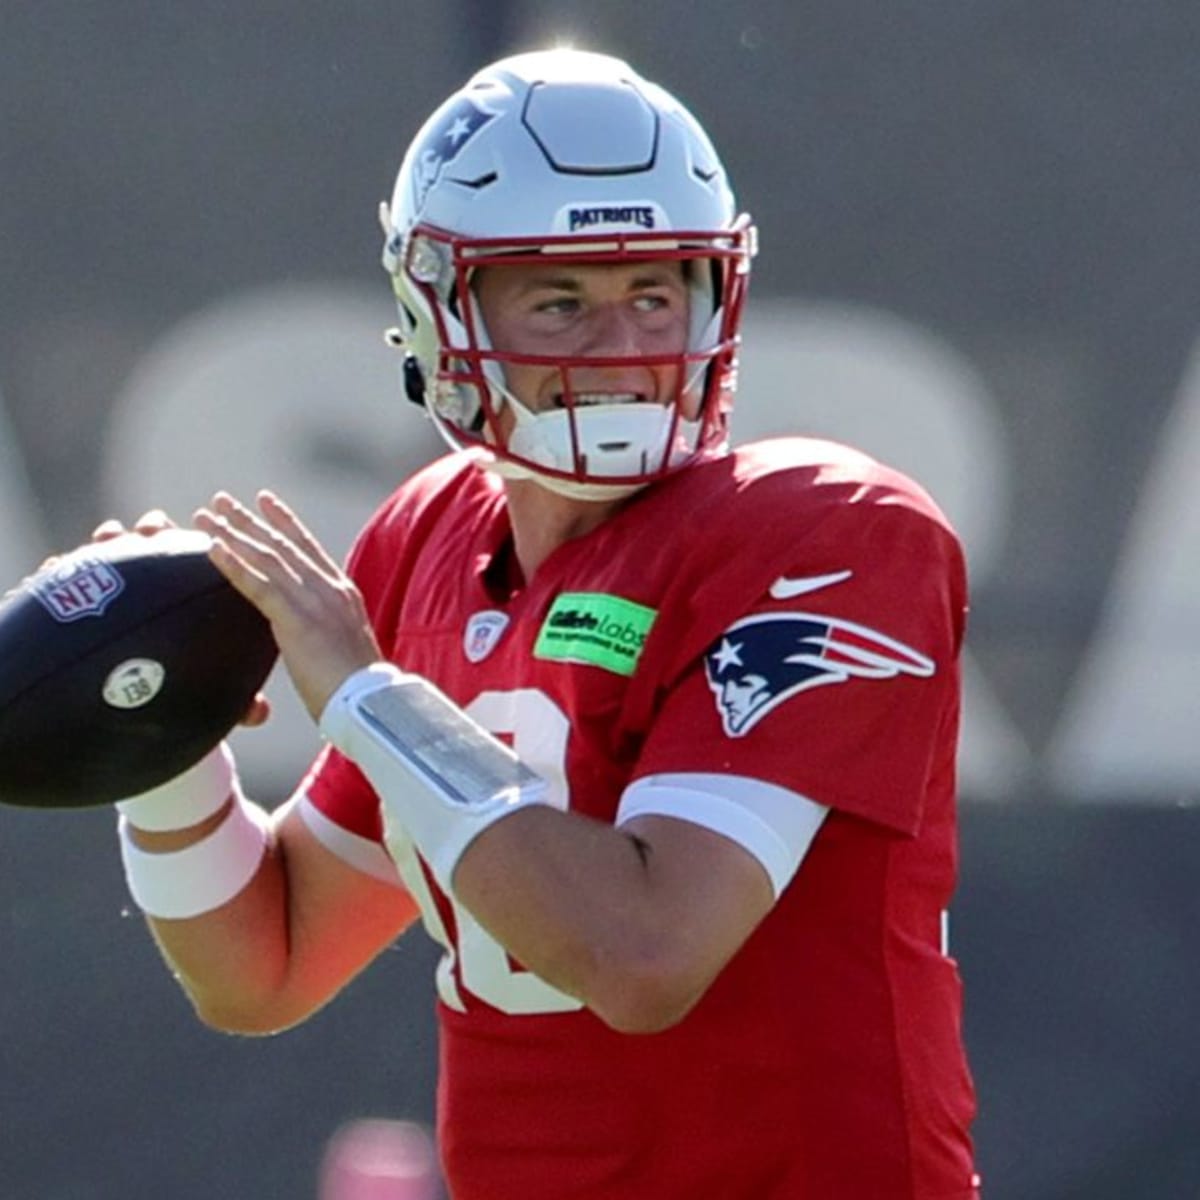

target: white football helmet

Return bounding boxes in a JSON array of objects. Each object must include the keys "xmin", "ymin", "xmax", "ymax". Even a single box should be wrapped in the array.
[{"xmin": 380, "ymin": 48, "xmax": 757, "ymax": 499}]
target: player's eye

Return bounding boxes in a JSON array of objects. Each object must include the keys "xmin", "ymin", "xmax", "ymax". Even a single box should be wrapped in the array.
[
  {"xmin": 536, "ymin": 296, "xmax": 580, "ymax": 315},
  {"xmin": 632, "ymin": 292, "xmax": 672, "ymax": 312}
]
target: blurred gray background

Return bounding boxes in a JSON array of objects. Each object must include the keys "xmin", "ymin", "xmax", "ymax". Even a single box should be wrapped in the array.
[{"xmin": 3, "ymin": 2, "xmax": 1199, "ymax": 1196}]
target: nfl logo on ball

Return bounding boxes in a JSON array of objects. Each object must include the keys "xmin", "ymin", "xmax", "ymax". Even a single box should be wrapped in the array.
[{"xmin": 31, "ymin": 558, "xmax": 125, "ymax": 623}]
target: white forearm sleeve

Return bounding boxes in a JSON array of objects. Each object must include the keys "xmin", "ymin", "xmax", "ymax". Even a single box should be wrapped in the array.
[{"xmin": 319, "ymin": 663, "xmax": 551, "ymax": 891}]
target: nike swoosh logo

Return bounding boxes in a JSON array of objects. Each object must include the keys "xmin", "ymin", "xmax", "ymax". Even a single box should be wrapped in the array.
[{"xmin": 769, "ymin": 569, "xmax": 854, "ymax": 599}]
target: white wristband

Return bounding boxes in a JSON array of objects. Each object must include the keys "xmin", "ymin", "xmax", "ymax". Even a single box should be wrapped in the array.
[
  {"xmin": 320, "ymin": 662, "xmax": 551, "ymax": 891},
  {"xmin": 115, "ymin": 743, "xmax": 235, "ymax": 832},
  {"xmin": 118, "ymin": 799, "xmax": 270, "ymax": 920}
]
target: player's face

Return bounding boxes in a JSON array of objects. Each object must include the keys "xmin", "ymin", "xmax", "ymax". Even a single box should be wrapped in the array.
[{"xmin": 473, "ymin": 260, "xmax": 692, "ymax": 419}]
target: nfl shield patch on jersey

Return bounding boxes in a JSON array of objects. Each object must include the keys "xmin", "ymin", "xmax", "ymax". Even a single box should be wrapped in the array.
[{"xmin": 463, "ymin": 610, "xmax": 510, "ymax": 663}]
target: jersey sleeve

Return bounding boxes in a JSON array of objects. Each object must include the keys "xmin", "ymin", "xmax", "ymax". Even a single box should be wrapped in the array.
[
  {"xmin": 631, "ymin": 481, "xmax": 966, "ymax": 836},
  {"xmin": 302, "ymin": 744, "xmax": 384, "ymax": 841},
  {"xmin": 295, "ymin": 744, "xmax": 406, "ymax": 885}
]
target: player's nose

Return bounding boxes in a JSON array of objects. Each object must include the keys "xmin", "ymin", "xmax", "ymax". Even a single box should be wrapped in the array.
[{"xmin": 578, "ymin": 302, "xmax": 644, "ymax": 357}]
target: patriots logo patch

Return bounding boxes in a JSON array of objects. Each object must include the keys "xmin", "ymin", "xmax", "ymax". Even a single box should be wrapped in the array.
[
  {"xmin": 411, "ymin": 97, "xmax": 497, "ymax": 210},
  {"xmin": 704, "ymin": 611, "xmax": 935, "ymax": 737}
]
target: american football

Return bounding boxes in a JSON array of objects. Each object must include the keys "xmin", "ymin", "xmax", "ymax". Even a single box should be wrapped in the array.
[{"xmin": 0, "ymin": 529, "xmax": 278, "ymax": 809}]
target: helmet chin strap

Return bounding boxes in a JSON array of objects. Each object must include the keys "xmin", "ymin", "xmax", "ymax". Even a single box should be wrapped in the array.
[
  {"xmin": 496, "ymin": 348, "xmax": 717, "ymax": 481},
  {"xmin": 483, "ymin": 455, "xmax": 650, "ymax": 502},
  {"xmin": 425, "ymin": 368, "xmax": 660, "ymax": 501},
  {"xmin": 480, "ymin": 376, "xmax": 682, "ymax": 501}
]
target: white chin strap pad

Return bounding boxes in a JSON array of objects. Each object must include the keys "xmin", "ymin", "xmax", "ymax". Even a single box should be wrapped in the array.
[{"xmin": 507, "ymin": 402, "xmax": 676, "ymax": 478}]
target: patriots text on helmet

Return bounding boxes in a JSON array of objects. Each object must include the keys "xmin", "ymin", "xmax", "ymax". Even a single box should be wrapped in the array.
[{"xmin": 566, "ymin": 205, "xmax": 657, "ymax": 232}]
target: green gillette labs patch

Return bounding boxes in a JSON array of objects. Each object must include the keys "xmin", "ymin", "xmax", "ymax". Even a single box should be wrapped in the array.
[{"xmin": 534, "ymin": 592, "xmax": 657, "ymax": 676}]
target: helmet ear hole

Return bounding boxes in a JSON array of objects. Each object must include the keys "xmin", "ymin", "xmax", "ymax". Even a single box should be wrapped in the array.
[{"xmin": 402, "ymin": 353, "xmax": 426, "ymax": 406}]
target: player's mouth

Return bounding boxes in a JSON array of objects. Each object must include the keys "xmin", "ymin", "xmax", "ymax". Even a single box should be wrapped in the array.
[{"xmin": 553, "ymin": 391, "xmax": 649, "ymax": 408}]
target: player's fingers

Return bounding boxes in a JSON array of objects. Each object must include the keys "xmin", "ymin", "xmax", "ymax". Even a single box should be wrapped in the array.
[
  {"xmin": 239, "ymin": 693, "xmax": 272, "ymax": 728},
  {"xmin": 203, "ymin": 522, "xmax": 377, "ymax": 721},
  {"xmin": 207, "ymin": 491, "xmax": 268, "ymax": 535},
  {"xmin": 195, "ymin": 510, "xmax": 294, "ymax": 584},
  {"xmin": 131, "ymin": 508, "xmax": 175, "ymax": 535},
  {"xmin": 208, "ymin": 492, "xmax": 323, "ymax": 581},
  {"xmin": 202, "ymin": 530, "xmax": 282, "ymax": 616},
  {"xmin": 201, "ymin": 498, "xmax": 292, "ymax": 568},
  {"xmin": 92, "ymin": 509, "xmax": 174, "ymax": 543},
  {"xmin": 226, "ymin": 490, "xmax": 342, "ymax": 584},
  {"xmin": 91, "ymin": 518, "xmax": 128, "ymax": 541},
  {"xmin": 255, "ymin": 490, "xmax": 344, "ymax": 578}
]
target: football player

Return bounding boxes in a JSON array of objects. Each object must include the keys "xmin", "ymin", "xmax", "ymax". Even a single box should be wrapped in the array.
[{"xmin": 110, "ymin": 49, "xmax": 980, "ymax": 1198}]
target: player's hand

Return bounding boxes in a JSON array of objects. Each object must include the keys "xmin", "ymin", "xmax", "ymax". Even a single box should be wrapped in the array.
[
  {"xmin": 193, "ymin": 489, "xmax": 382, "ymax": 723},
  {"xmin": 91, "ymin": 509, "xmax": 176, "ymax": 541},
  {"xmin": 86, "ymin": 509, "xmax": 272, "ymax": 728},
  {"xmin": 19, "ymin": 509, "xmax": 178, "ymax": 583}
]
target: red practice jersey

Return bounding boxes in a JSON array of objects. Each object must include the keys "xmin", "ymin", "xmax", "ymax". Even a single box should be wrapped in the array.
[{"xmin": 305, "ymin": 438, "xmax": 980, "ymax": 1199}]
